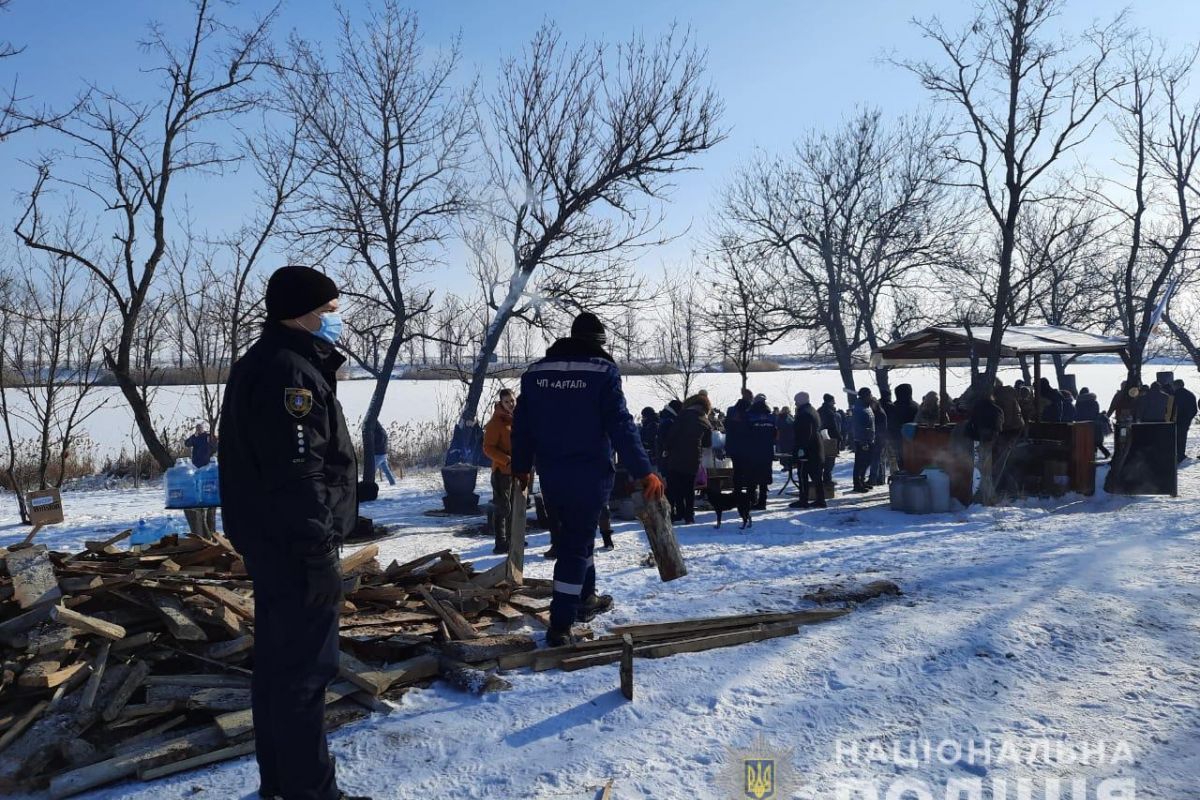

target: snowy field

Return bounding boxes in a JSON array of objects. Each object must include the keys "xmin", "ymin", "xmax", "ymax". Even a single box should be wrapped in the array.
[
  {"xmin": 2, "ymin": 444, "xmax": 1198, "ymax": 798},
  {"xmin": 6, "ymin": 361, "xmax": 1198, "ymax": 461}
]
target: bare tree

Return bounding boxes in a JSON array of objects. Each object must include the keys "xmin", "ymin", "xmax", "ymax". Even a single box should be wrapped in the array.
[
  {"xmin": 282, "ymin": 2, "xmax": 474, "ymax": 480},
  {"xmin": 703, "ymin": 241, "xmax": 783, "ymax": 391},
  {"xmin": 1104, "ymin": 41, "xmax": 1200, "ymax": 384},
  {"xmin": 722, "ymin": 109, "xmax": 954, "ymax": 393},
  {"xmin": 12, "ymin": 0, "xmax": 276, "ymax": 469},
  {"xmin": 1, "ymin": 254, "xmax": 111, "ymax": 490},
  {"xmin": 452, "ymin": 22, "xmax": 725, "ymax": 454},
  {"xmin": 647, "ymin": 270, "xmax": 708, "ymax": 404},
  {"xmin": 902, "ymin": 0, "xmax": 1127, "ymax": 385}
]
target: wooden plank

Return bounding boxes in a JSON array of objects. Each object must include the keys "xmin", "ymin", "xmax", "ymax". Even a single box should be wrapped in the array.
[
  {"xmin": 7, "ymin": 545, "xmax": 63, "ymax": 608},
  {"xmin": 80, "ymin": 528, "xmax": 132, "ymax": 556},
  {"xmin": 0, "ymin": 603, "xmax": 54, "ymax": 645},
  {"xmin": 608, "ymin": 608, "xmax": 850, "ymax": 640},
  {"xmin": 384, "ymin": 549, "xmax": 451, "ymax": 580},
  {"xmin": 506, "ymin": 481, "xmax": 527, "ymax": 585},
  {"xmin": 214, "ymin": 679, "xmax": 361, "ymax": 739},
  {"xmin": 58, "ymin": 575, "xmax": 104, "ymax": 593},
  {"xmin": 600, "ymin": 778, "xmax": 614, "ymax": 800},
  {"xmin": 101, "ymin": 659, "xmax": 151, "ymax": 722},
  {"xmin": 205, "ymin": 635, "xmax": 253, "ymax": 660},
  {"xmin": 442, "ymin": 634, "xmax": 536, "ymax": 664},
  {"xmin": 20, "ymin": 658, "xmax": 87, "ymax": 688},
  {"xmin": 48, "ymin": 727, "xmax": 225, "ymax": 799},
  {"xmin": 77, "ymin": 641, "xmax": 110, "ymax": 714},
  {"xmin": 110, "ymin": 631, "xmax": 158, "ymax": 653},
  {"xmin": 0, "ymin": 700, "xmax": 49, "ymax": 754},
  {"xmin": 338, "ymin": 652, "xmax": 439, "ymax": 696},
  {"xmin": 27, "ymin": 624, "xmax": 76, "ymax": 654},
  {"xmin": 137, "ymin": 739, "xmax": 256, "ymax": 781},
  {"xmin": 620, "ymin": 634, "xmax": 634, "ymax": 701},
  {"xmin": 491, "ymin": 603, "xmax": 524, "ymax": 622},
  {"xmin": 193, "ymin": 585, "xmax": 254, "ymax": 621},
  {"xmin": 339, "ymin": 544, "xmax": 379, "ymax": 575},
  {"xmin": 418, "ymin": 586, "xmax": 480, "ymax": 640},
  {"xmin": 141, "ymin": 591, "xmax": 207, "ymax": 641},
  {"xmin": 50, "ymin": 604, "xmax": 127, "ymax": 640},
  {"xmin": 144, "ymin": 673, "xmax": 251, "ymax": 689}
]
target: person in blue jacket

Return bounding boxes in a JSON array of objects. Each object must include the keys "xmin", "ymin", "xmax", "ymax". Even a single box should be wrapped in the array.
[
  {"xmin": 725, "ymin": 389, "xmax": 753, "ymax": 500},
  {"xmin": 511, "ymin": 312, "xmax": 664, "ymax": 647},
  {"xmin": 184, "ymin": 422, "xmax": 216, "ymax": 468}
]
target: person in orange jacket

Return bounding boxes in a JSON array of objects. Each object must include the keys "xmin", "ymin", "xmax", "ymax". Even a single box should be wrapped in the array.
[{"xmin": 483, "ymin": 388, "xmax": 516, "ymax": 554}]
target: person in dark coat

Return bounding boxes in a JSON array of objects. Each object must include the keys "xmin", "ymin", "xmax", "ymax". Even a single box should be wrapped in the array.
[
  {"xmin": 790, "ymin": 391, "xmax": 826, "ymax": 509},
  {"xmin": 219, "ymin": 266, "xmax": 369, "ymax": 800},
  {"xmin": 775, "ymin": 406, "xmax": 795, "ymax": 457},
  {"xmin": 1174, "ymin": 379, "xmax": 1197, "ymax": 461},
  {"xmin": 889, "ymin": 384, "xmax": 919, "ymax": 471},
  {"xmin": 656, "ymin": 400, "xmax": 682, "ymax": 515},
  {"xmin": 663, "ymin": 394, "xmax": 713, "ymax": 524},
  {"xmin": 1060, "ymin": 389, "xmax": 1077, "ymax": 422},
  {"xmin": 744, "ymin": 394, "xmax": 777, "ymax": 509},
  {"xmin": 639, "ymin": 407, "xmax": 659, "ymax": 460},
  {"xmin": 370, "ymin": 419, "xmax": 397, "ymax": 486},
  {"xmin": 968, "ymin": 390, "xmax": 1005, "ymax": 504},
  {"xmin": 868, "ymin": 398, "xmax": 888, "ymax": 487},
  {"xmin": 818, "ymin": 394, "xmax": 841, "ymax": 488},
  {"xmin": 1037, "ymin": 378, "xmax": 1063, "ymax": 422},
  {"xmin": 725, "ymin": 389, "xmax": 753, "ymax": 488},
  {"xmin": 511, "ymin": 312, "xmax": 663, "ymax": 647},
  {"xmin": 1074, "ymin": 388, "xmax": 1109, "ymax": 458},
  {"xmin": 184, "ymin": 422, "xmax": 216, "ymax": 468},
  {"xmin": 850, "ymin": 388, "xmax": 876, "ymax": 492}
]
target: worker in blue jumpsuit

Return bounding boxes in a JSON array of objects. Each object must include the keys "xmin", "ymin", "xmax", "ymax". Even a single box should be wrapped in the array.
[{"xmin": 511, "ymin": 312, "xmax": 664, "ymax": 647}]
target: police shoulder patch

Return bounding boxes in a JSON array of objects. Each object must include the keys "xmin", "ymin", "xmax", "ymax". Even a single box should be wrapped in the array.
[{"xmin": 284, "ymin": 387, "xmax": 314, "ymax": 418}]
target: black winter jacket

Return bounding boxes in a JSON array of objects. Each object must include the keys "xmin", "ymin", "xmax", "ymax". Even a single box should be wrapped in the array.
[
  {"xmin": 219, "ymin": 323, "xmax": 358, "ymax": 575},
  {"xmin": 793, "ymin": 403, "xmax": 822, "ymax": 459},
  {"xmin": 663, "ymin": 404, "xmax": 712, "ymax": 477}
]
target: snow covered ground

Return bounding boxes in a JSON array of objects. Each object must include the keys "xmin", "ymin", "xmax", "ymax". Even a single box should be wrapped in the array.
[{"xmin": 2, "ymin": 452, "xmax": 1198, "ymax": 799}]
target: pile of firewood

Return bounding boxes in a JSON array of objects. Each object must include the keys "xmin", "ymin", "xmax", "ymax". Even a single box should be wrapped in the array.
[
  {"xmin": 0, "ymin": 530, "xmax": 550, "ymax": 798},
  {"xmin": 0, "ymin": 526, "xmax": 873, "ymax": 798}
]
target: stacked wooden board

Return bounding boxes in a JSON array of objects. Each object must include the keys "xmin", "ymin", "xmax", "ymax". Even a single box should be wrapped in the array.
[{"xmin": 0, "ymin": 533, "xmax": 547, "ymax": 797}]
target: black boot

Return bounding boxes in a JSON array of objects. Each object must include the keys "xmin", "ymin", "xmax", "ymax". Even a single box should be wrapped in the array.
[
  {"xmin": 577, "ymin": 593, "xmax": 614, "ymax": 622},
  {"xmin": 492, "ymin": 539, "xmax": 509, "ymax": 555},
  {"xmin": 546, "ymin": 627, "xmax": 577, "ymax": 647},
  {"xmin": 543, "ymin": 545, "xmax": 558, "ymax": 559},
  {"xmin": 600, "ymin": 528, "xmax": 615, "ymax": 549}
]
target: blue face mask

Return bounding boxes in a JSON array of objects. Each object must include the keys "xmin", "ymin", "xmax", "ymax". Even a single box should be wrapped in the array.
[{"xmin": 313, "ymin": 312, "xmax": 343, "ymax": 345}]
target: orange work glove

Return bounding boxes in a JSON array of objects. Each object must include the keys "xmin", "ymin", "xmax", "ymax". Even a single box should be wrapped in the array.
[
  {"xmin": 638, "ymin": 473, "xmax": 665, "ymax": 501},
  {"xmin": 514, "ymin": 472, "xmax": 531, "ymax": 491}
]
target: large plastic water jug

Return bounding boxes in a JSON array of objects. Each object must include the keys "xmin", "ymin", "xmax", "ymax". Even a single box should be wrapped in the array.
[
  {"xmin": 165, "ymin": 458, "xmax": 200, "ymax": 509},
  {"xmin": 197, "ymin": 459, "xmax": 220, "ymax": 507},
  {"xmin": 903, "ymin": 475, "xmax": 932, "ymax": 513},
  {"xmin": 923, "ymin": 467, "xmax": 951, "ymax": 512}
]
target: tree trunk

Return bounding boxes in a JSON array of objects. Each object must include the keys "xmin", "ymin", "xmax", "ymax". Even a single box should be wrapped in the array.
[
  {"xmin": 360, "ymin": 332, "xmax": 405, "ymax": 483},
  {"xmin": 459, "ymin": 269, "xmax": 533, "ymax": 430},
  {"xmin": 108, "ymin": 355, "xmax": 173, "ymax": 470},
  {"xmin": 873, "ymin": 366, "xmax": 891, "ymax": 397}
]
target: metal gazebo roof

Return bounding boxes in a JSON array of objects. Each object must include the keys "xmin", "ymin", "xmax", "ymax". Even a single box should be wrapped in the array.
[{"xmin": 869, "ymin": 325, "xmax": 1128, "ymax": 368}]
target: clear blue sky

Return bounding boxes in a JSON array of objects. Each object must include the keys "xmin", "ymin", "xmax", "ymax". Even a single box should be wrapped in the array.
[{"xmin": 3, "ymin": 0, "xmax": 1199, "ymax": 293}]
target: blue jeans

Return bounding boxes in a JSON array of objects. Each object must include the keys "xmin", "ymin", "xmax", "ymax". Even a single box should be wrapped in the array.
[{"xmin": 374, "ymin": 454, "xmax": 396, "ymax": 485}]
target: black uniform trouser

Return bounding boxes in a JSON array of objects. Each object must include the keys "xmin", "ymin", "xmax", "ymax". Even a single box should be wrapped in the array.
[
  {"xmin": 822, "ymin": 455, "xmax": 836, "ymax": 486},
  {"xmin": 667, "ymin": 470, "xmax": 695, "ymax": 523},
  {"xmin": 853, "ymin": 443, "xmax": 872, "ymax": 488},
  {"xmin": 491, "ymin": 470, "xmax": 513, "ymax": 546},
  {"xmin": 252, "ymin": 580, "xmax": 341, "ymax": 800},
  {"xmin": 542, "ymin": 476, "xmax": 610, "ymax": 630}
]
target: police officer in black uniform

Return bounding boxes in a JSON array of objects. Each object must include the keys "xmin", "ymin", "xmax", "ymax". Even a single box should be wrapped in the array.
[{"xmin": 219, "ymin": 266, "xmax": 369, "ymax": 800}]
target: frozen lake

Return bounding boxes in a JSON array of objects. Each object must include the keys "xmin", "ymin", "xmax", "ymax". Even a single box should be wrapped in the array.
[{"xmin": 4, "ymin": 359, "xmax": 1195, "ymax": 460}]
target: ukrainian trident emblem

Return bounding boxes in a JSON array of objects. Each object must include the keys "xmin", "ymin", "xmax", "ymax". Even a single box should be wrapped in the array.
[{"xmin": 743, "ymin": 758, "xmax": 775, "ymax": 799}]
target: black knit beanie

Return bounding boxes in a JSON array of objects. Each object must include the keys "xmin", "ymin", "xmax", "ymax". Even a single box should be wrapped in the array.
[
  {"xmin": 265, "ymin": 266, "xmax": 339, "ymax": 321},
  {"xmin": 570, "ymin": 311, "xmax": 607, "ymax": 345}
]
